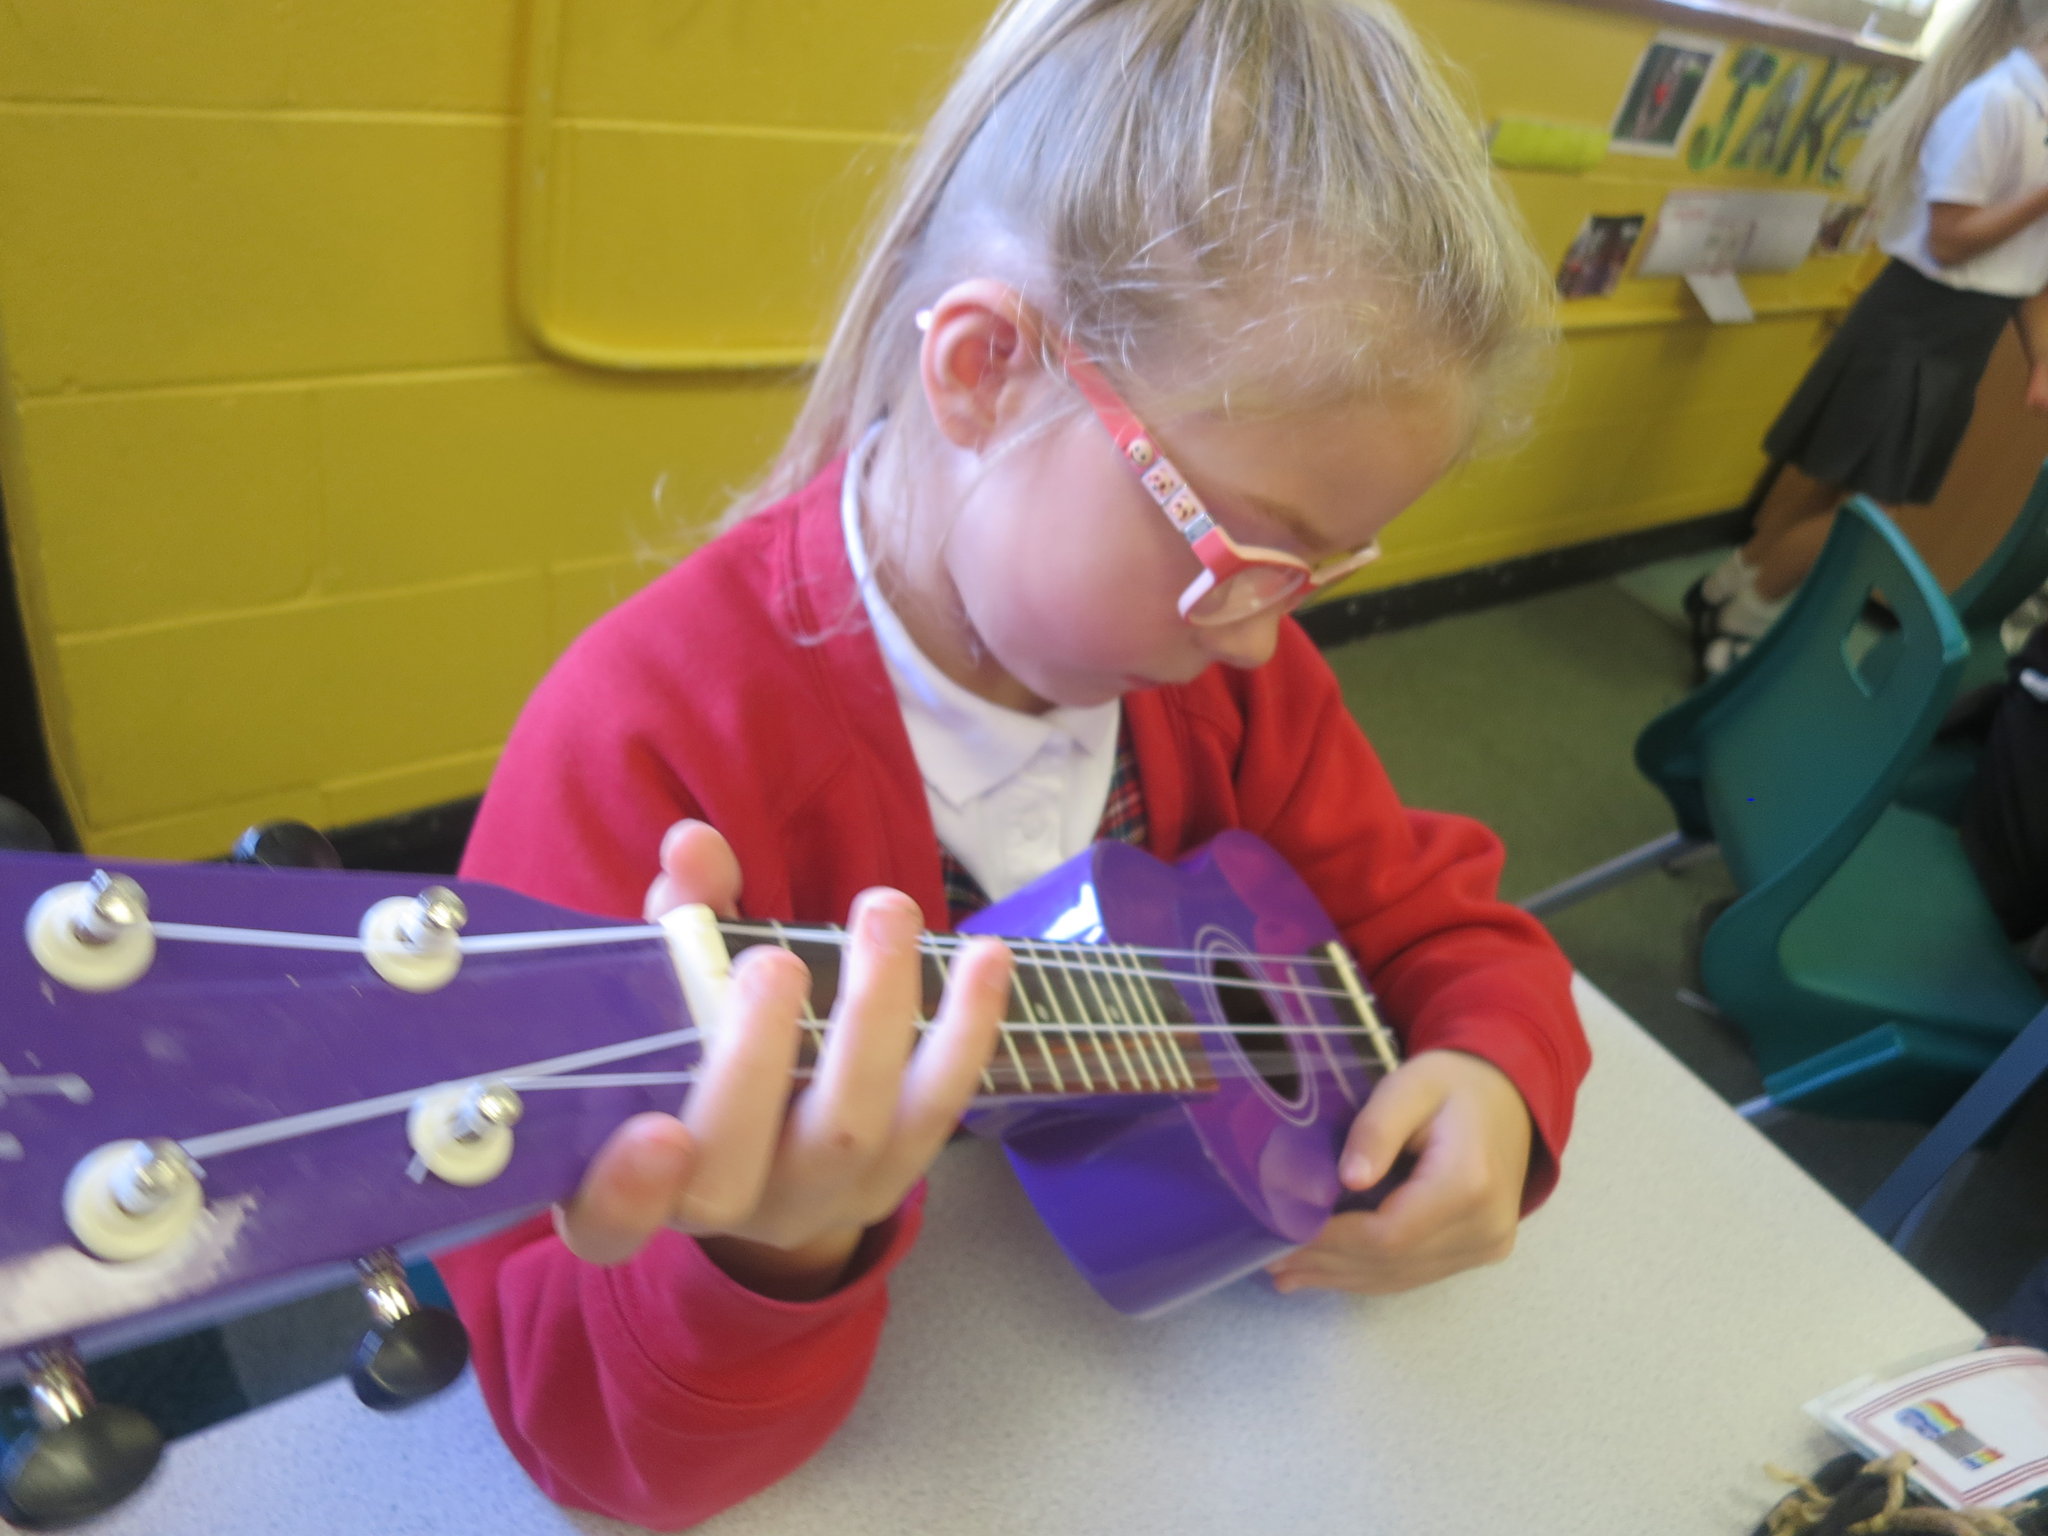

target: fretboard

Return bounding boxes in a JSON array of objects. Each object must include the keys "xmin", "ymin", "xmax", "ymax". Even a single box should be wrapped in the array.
[{"xmin": 729, "ymin": 923, "xmax": 1218, "ymax": 1100}]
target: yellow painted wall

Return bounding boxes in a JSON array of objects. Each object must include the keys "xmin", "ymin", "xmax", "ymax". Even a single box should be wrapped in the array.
[{"xmin": 0, "ymin": 0, "xmax": 1903, "ymax": 857}]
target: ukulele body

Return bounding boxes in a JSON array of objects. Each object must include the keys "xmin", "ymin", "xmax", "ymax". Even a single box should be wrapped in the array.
[{"xmin": 963, "ymin": 831, "xmax": 1379, "ymax": 1317}]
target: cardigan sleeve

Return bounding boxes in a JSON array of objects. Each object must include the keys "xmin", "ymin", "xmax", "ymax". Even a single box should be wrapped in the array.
[
  {"xmin": 440, "ymin": 616, "xmax": 917, "ymax": 1532},
  {"xmin": 1219, "ymin": 624, "xmax": 1589, "ymax": 1210}
]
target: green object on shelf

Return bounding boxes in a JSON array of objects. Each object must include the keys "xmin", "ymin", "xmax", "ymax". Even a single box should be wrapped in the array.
[{"xmin": 1488, "ymin": 117, "xmax": 1609, "ymax": 172}]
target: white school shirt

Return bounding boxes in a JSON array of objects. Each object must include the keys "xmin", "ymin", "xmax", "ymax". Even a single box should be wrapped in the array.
[
  {"xmin": 1884, "ymin": 47, "xmax": 2048, "ymax": 297},
  {"xmin": 840, "ymin": 426, "xmax": 1122, "ymax": 905}
]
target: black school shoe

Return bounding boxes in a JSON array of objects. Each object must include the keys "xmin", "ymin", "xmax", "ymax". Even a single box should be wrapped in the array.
[
  {"xmin": 1683, "ymin": 576, "xmax": 1736, "ymax": 686},
  {"xmin": 1682, "ymin": 576, "xmax": 1718, "ymax": 675},
  {"xmin": 1683, "ymin": 574, "xmax": 1770, "ymax": 685}
]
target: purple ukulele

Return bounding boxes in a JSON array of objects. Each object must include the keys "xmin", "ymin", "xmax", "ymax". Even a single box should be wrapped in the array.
[{"xmin": 0, "ymin": 830, "xmax": 1396, "ymax": 1527}]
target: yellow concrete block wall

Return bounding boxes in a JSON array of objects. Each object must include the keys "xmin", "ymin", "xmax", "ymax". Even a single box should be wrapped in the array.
[{"xmin": 0, "ymin": 0, "xmax": 1899, "ymax": 857}]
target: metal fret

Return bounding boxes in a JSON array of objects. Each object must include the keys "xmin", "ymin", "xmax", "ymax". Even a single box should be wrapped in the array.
[
  {"xmin": 1061, "ymin": 942, "xmax": 1140, "ymax": 1093},
  {"xmin": 1008, "ymin": 955, "xmax": 1066, "ymax": 1093},
  {"xmin": 1030, "ymin": 939, "xmax": 1116, "ymax": 1092},
  {"xmin": 1089, "ymin": 946, "xmax": 1160, "ymax": 1091},
  {"xmin": 1322, "ymin": 942, "xmax": 1399, "ymax": 1073},
  {"xmin": 1018, "ymin": 941, "xmax": 1096, "ymax": 1093},
  {"xmin": 1118, "ymin": 943, "xmax": 1197, "ymax": 1090}
]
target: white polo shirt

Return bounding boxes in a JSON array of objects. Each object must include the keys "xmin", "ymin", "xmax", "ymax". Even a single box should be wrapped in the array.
[
  {"xmin": 1885, "ymin": 47, "xmax": 2048, "ymax": 297},
  {"xmin": 840, "ymin": 426, "xmax": 1121, "ymax": 905}
]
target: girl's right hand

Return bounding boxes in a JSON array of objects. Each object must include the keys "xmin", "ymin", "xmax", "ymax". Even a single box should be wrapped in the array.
[{"xmin": 553, "ymin": 820, "xmax": 1013, "ymax": 1299}]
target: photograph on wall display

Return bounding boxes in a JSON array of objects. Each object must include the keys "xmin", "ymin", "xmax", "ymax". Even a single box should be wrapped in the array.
[
  {"xmin": 1611, "ymin": 33, "xmax": 1723, "ymax": 155},
  {"xmin": 1556, "ymin": 214, "xmax": 1646, "ymax": 299}
]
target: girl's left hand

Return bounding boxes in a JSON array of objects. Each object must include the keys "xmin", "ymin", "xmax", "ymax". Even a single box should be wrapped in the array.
[{"xmin": 1265, "ymin": 1049, "xmax": 1533, "ymax": 1296}]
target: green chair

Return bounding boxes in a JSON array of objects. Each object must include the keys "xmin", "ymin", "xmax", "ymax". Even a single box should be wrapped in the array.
[
  {"xmin": 1639, "ymin": 498, "xmax": 2044, "ymax": 1120},
  {"xmin": 1520, "ymin": 458, "xmax": 2048, "ymax": 917}
]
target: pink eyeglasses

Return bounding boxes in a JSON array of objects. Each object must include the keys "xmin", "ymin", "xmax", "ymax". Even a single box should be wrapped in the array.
[{"xmin": 1061, "ymin": 350, "xmax": 1382, "ymax": 626}]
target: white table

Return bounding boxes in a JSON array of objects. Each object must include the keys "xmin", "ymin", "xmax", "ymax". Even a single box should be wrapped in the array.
[{"xmin": 85, "ymin": 979, "xmax": 1977, "ymax": 1535}]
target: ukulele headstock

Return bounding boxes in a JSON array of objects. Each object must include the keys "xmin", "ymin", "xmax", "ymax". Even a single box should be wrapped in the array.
[{"xmin": 0, "ymin": 843, "xmax": 707, "ymax": 1521}]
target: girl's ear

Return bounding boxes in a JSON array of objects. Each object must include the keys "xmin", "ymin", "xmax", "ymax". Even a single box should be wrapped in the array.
[{"xmin": 917, "ymin": 280, "xmax": 1044, "ymax": 451}]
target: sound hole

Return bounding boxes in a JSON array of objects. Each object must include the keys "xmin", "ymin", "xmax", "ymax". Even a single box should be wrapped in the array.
[{"xmin": 1210, "ymin": 957, "xmax": 1299, "ymax": 1102}]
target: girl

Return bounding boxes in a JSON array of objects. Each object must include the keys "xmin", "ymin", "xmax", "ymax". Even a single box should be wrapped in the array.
[
  {"xmin": 440, "ymin": 1, "xmax": 1589, "ymax": 1528},
  {"xmin": 1692, "ymin": 0, "xmax": 2048, "ymax": 675}
]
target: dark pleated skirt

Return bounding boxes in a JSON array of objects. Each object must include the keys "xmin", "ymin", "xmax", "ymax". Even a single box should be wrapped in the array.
[{"xmin": 1764, "ymin": 259, "xmax": 2018, "ymax": 506}]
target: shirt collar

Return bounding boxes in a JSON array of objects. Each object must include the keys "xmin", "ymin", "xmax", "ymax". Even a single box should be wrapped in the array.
[{"xmin": 841, "ymin": 423, "xmax": 1120, "ymax": 811}]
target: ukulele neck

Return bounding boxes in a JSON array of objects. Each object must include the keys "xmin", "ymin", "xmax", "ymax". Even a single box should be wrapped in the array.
[{"xmin": 725, "ymin": 921, "xmax": 1217, "ymax": 1098}]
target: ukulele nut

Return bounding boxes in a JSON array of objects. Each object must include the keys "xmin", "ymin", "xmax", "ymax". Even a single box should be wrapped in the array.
[
  {"xmin": 408, "ymin": 1081, "xmax": 520, "ymax": 1186},
  {"xmin": 26, "ymin": 875, "xmax": 157, "ymax": 992},
  {"xmin": 360, "ymin": 890, "xmax": 466, "ymax": 993},
  {"xmin": 657, "ymin": 904, "xmax": 732, "ymax": 1042},
  {"xmin": 64, "ymin": 1139, "xmax": 205, "ymax": 1262}
]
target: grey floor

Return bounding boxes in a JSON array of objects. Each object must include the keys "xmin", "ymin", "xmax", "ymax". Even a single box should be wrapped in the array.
[{"xmin": 58, "ymin": 551, "xmax": 2047, "ymax": 1443}]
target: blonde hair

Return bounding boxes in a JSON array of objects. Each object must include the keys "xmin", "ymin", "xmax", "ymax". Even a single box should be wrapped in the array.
[
  {"xmin": 1855, "ymin": 0, "xmax": 2048, "ymax": 217},
  {"xmin": 731, "ymin": 0, "xmax": 1551, "ymax": 522}
]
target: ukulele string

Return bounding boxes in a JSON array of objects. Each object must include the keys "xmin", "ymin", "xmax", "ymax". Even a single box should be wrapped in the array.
[
  {"xmin": 177, "ymin": 1024, "xmax": 707, "ymax": 1161},
  {"xmin": 172, "ymin": 1004, "xmax": 1391, "ymax": 1166},
  {"xmin": 147, "ymin": 920, "xmax": 1360, "ymax": 1005}
]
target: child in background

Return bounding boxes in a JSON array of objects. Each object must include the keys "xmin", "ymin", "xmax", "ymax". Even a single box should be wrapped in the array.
[
  {"xmin": 440, "ymin": 1, "xmax": 1590, "ymax": 1528},
  {"xmin": 1691, "ymin": 0, "xmax": 2048, "ymax": 676}
]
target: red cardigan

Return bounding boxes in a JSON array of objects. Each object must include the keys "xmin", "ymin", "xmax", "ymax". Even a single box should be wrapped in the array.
[{"xmin": 442, "ymin": 459, "xmax": 1588, "ymax": 1531}]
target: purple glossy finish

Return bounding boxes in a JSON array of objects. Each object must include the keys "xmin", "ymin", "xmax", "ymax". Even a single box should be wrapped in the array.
[
  {"xmin": 962, "ymin": 831, "xmax": 1380, "ymax": 1317},
  {"xmin": 0, "ymin": 833, "xmax": 1381, "ymax": 1361},
  {"xmin": 0, "ymin": 853, "xmax": 698, "ymax": 1361}
]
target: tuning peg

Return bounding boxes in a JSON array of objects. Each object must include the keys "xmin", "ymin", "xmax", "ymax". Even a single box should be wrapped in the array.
[
  {"xmin": 361, "ymin": 886, "xmax": 468, "ymax": 993},
  {"xmin": 25, "ymin": 871, "xmax": 155, "ymax": 993},
  {"xmin": 63, "ymin": 1140, "xmax": 204, "ymax": 1262},
  {"xmin": 0, "ymin": 1345, "xmax": 162, "ymax": 1529},
  {"xmin": 229, "ymin": 821, "xmax": 342, "ymax": 870},
  {"xmin": 347, "ymin": 1252, "xmax": 470, "ymax": 1411}
]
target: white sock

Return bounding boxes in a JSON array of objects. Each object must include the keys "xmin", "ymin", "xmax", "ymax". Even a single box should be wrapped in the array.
[
  {"xmin": 1719, "ymin": 583, "xmax": 1787, "ymax": 640},
  {"xmin": 1700, "ymin": 550, "xmax": 1756, "ymax": 606}
]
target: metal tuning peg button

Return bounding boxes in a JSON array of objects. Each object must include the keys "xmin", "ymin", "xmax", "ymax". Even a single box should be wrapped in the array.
[
  {"xmin": 63, "ymin": 1139, "xmax": 205, "ymax": 1262},
  {"xmin": 24, "ymin": 872, "xmax": 155, "ymax": 993},
  {"xmin": 348, "ymin": 1251, "xmax": 471, "ymax": 1411},
  {"xmin": 360, "ymin": 885, "xmax": 468, "ymax": 993},
  {"xmin": 406, "ymin": 1080, "xmax": 521, "ymax": 1186},
  {"xmin": 0, "ymin": 1344, "xmax": 163, "ymax": 1529}
]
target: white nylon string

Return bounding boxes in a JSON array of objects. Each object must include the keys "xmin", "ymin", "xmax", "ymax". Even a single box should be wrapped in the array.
[
  {"xmin": 149, "ymin": 917, "xmax": 1357, "ymax": 1003},
  {"xmin": 179, "ymin": 1025, "xmax": 705, "ymax": 1162},
  {"xmin": 174, "ymin": 1009, "xmax": 1371, "ymax": 1167},
  {"xmin": 149, "ymin": 905, "xmax": 1391, "ymax": 1167}
]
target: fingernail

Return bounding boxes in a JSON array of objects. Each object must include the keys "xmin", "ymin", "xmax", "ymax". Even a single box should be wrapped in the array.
[
  {"xmin": 857, "ymin": 890, "xmax": 917, "ymax": 950},
  {"xmin": 628, "ymin": 1128, "xmax": 688, "ymax": 1185},
  {"xmin": 737, "ymin": 948, "xmax": 804, "ymax": 1004},
  {"xmin": 973, "ymin": 940, "xmax": 1014, "ymax": 995},
  {"xmin": 1342, "ymin": 1153, "xmax": 1374, "ymax": 1187}
]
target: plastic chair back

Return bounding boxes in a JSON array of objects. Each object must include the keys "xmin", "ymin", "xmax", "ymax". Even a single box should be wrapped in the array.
[{"xmin": 1693, "ymin": 499, "xmax": 1967, "ymax": 898}]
